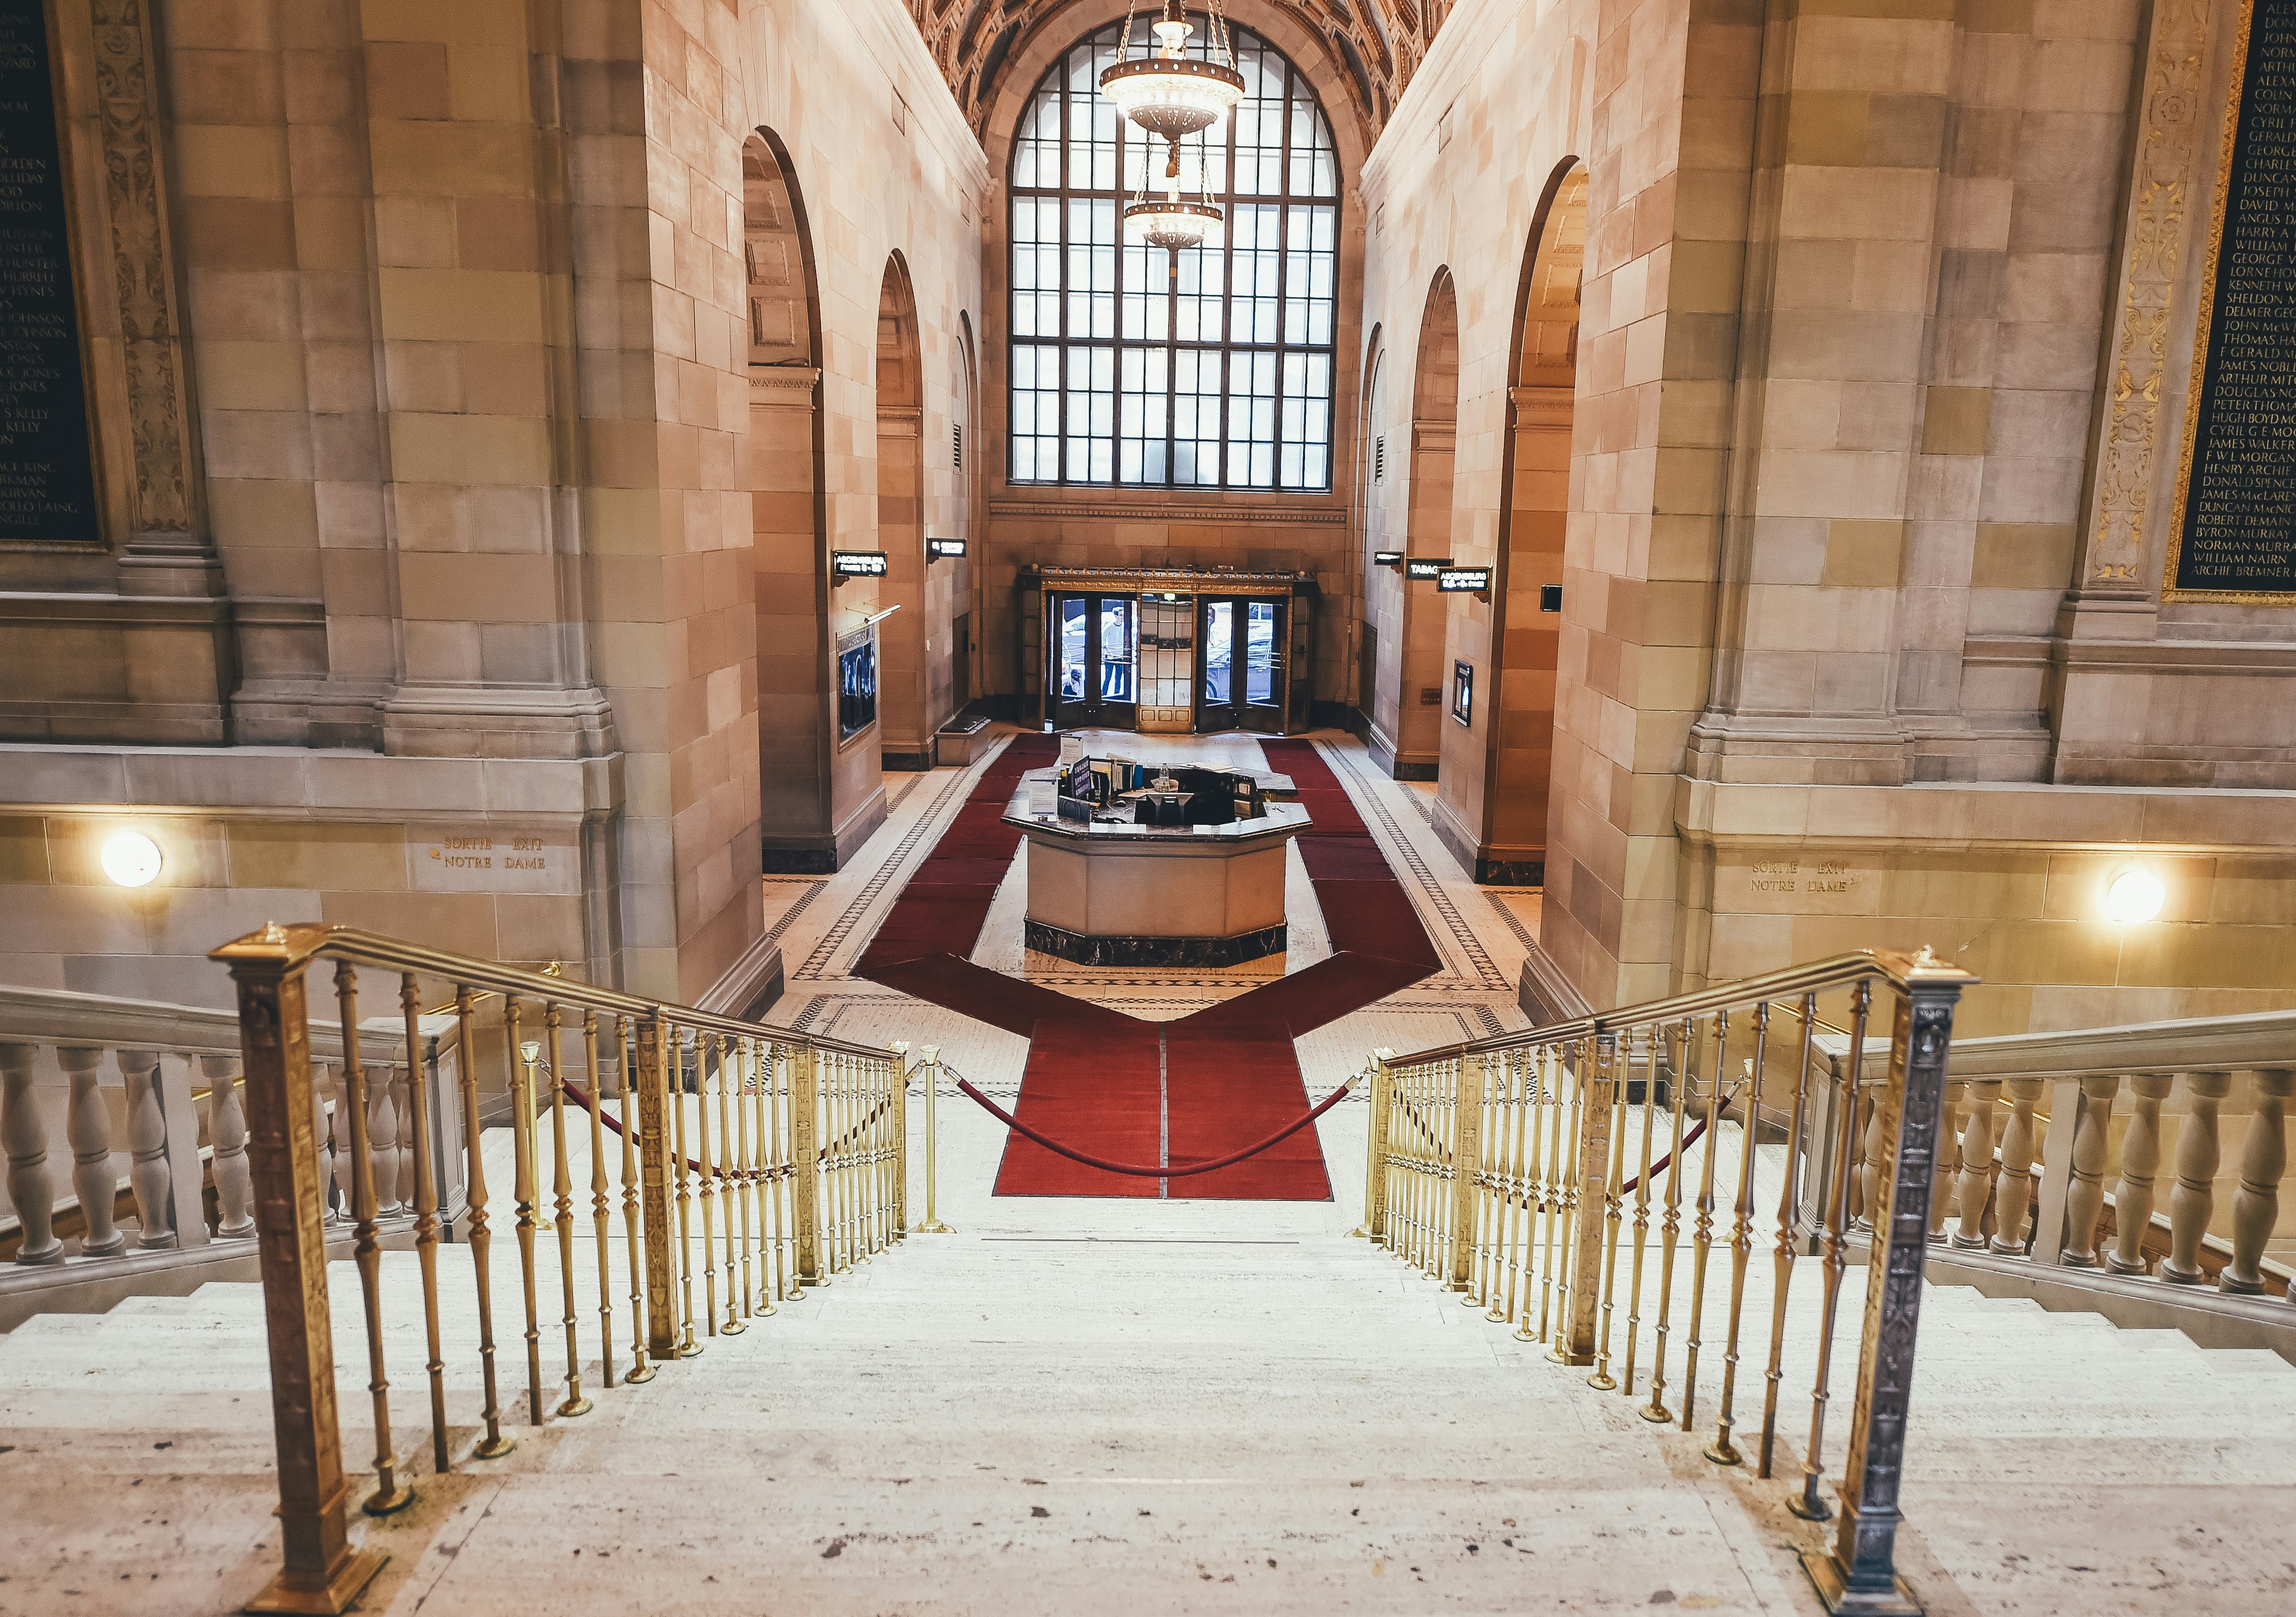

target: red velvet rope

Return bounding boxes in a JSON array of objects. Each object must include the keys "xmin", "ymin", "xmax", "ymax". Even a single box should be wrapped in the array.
[
  {"xmin": 560, "ymin": 1077, "xmax": 885, "ymax": 1173},
  {"xmin": 952, "ymin": 1074, "xmax": 1357, "ymax": 1178},
  {"xmin": 1618, "ymin": 1094, "xmax": 1733, "ymax": 1196}
]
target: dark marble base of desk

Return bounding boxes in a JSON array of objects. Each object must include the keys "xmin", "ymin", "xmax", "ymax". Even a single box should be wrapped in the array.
[{"xmin": 1023, "ymin": 920, "xmax": 1287, "ymax": 968}]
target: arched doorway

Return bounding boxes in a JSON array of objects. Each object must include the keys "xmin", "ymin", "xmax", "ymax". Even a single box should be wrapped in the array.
[
  {"xmin": 743, "ymin": 131, "xmax": 837, "ymax": 870},
  {"xmin": 875, "ymin": 254, "xmax": 932, "ymax": 769},
  {"xmin": 1477, "ymin": 162, "xmax": 1587, "ymax": 884},
  {"xmin": 1376, "ymin": 270, "xmax": 1457, "ymax": 781},
  {"xmin": 1354, "ymin": 328, "xmax": 1386, "ymax": 727},
  {"xmin": 947, "ymin": 319, "xmax": 980, "ymax": 721}
]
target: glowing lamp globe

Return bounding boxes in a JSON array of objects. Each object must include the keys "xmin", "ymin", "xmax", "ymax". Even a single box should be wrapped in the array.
[
  {"xmin": 1123, "ymin": 197, "xmax": 1224, "ymax": 252},
  {"xmin": 1099, "ymin": 13, "xmax": 1245, "ymax": 149},
  {"xmin": 100, "ymin": 830, "xmax": 164, "ymax": 888},
  {"xmin": 2102, "ymin": 867, "xmax": 2166, "ymax": 925}
]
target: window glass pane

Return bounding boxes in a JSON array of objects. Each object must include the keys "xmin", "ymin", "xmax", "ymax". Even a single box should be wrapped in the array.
[{"xmin": 1009, "ymin": 16, "xmax": 1336, "ymax": 490}]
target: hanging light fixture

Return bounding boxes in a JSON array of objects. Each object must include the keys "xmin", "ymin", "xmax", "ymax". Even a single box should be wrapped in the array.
[
  {"xmin": 1104, "ymin": 4, "xmax": 1243, "ymax": 254},
  {"xmin": 1100, "ymin": 2, "xmax": 1247, "ymax": 156}
]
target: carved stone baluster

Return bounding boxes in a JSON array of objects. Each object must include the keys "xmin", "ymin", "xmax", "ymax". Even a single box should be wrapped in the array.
[
  {"xmin": 2161, "ymin": 1071, "xmax": 2231, "ymax": 1285},
  {"xmin": 1925, "ymin": 1080, "xmax": 1963, "ymax": 1242},
  {"xmin": 2, "ymin": 1043, "xmax": 62, "ymax": 1265},
  {"xmin": 2061, "ymin": 1076, "xmax": 2120, "ymax": 1266},
  {"xmin": 327, "ymin": 1061, "xmax": 355, "ymax": 1224},
  {"xmin": 1853, "ymin": 1087, "xmax": 1883, "ymax": 1228},
  {"xmin": 1989, "ymin": 1079, "xmax": 2042, "ymax": 1255},
  {"xmin": 203, "ymin": 1054, "xmax": 257, "ymax": 1238},
  {"xmin": 61, "ymin": 1046, "xmax": 125, "ymax": 1257},
  {"xmin": 2107, "ymin": 1073, "xmax": 2175, "ymax": 1274},
  {"xmin": 2221, "ymin": 1069, "xmax": 2290, "ymax": 1295},
  {"xmin": 117, "ymin": 1049, "xmax": 176, "ymax": 1250},
  {"xmin": 366, "ymin": 1062, "xmax": 401, "ymax": 1218},
  {"xmin": 1951, "ymin": 1079, "xmax": 2000, "ymax": 1248}
]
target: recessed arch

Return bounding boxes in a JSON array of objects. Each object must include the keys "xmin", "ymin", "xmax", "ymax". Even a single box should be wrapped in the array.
[
  {"xmin": 875, "ymin": 252, "xmax": 933, "ymax": 767},
  {"xmin": 1382, "ymin": 266, "xmax": 1457, "ymax": 780},
  {"xmin": 1476, "ymin": 158, "xmax": 1589, "ymax": 883},
  {"xmin": 743, "ymin": 128, "xmax": 840, "ymax": 870}
]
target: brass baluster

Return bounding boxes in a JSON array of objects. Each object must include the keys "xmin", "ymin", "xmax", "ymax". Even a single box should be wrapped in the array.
[
  {"xmin": 546, "ymin": 1004, "xmax": 593, "ymax": 1417},
  {"xmin": 1792, "ymin": 980, "xmax": 1872, "ymax": 1523},
  {"xmin": 1544, "ymin": 1042, "xmax": 1582, "ymax": 1359},
  {"xmin": 583, "ymin": 1010, "xmax": 616, "ymax": 1390},
  {"xmin": 1642, "ymin": 1019, "xmax": 1694, "ymax": 1424},
  {"xmin": 1534, "ymin": 1046, "xmax": 1569, "ymax": 1344},
  {"xmin": 1679, "ymin": 1011, "xmax": 1729, "ymax": 1431},
  {"xmin": 398, "ymin": 972, "xmax": 450, "ymax": 1476},
  {"xmin": 1467, "ymin": 1055, "xmax": 1496, "ymax": 1306},
  {"xmin": 458, "ymin": 986, "xmax": 515, "ymax": 1454},
  {"xmin": 1492, "ymin": 1052, "xmax": 1527, "ymax": 1324},
  {"xmin": 511, "ymin": 1007, "xmax": 544, "ymax": 1425},
  {"xmin": 767, "ymin": 1042, "xmax": 790, "ymax": 1301},
  {"xmin": 334, "ymin": 963, "xmax": 413, "ymax": 1513},
  {"xmin": 752, "ymin": 1041, "xmax": 778, "ymax": 1313},
  {"xmin": 734, "ymin": 1038, "xmax": 757, "ymax": 1319},
  {"xmin": 713, "ymin": 1034, "xmax": 743, "ymax": 1335},
  {"xmin": 697, "ymin": 1033, "xmax": 720, "ymax": 1336},
  {"xmin": 671, "ymin": 1026, "xmax": 700, "ymax": 1357},
  {"xmin": 775, "ymin": 1038, "xmax": 800, "ymax": 1299},
  {"xmin": 1707, "ymin": 1003, "xmax": 1769, "ymax": 1464},
  {"xmin": 1513, "ymin": 1051, "xmax": 1546, "ymax": 1341},
  {"xmin": 1620, "ymin": 1028, "xmax": 1660, "ymax": 1398},
  {"xmin": 1758, "ymin": 992, "xmax": 1820, "ymax": 1479},
  {"xmin": 1589, "ymin": 1037, "xmax": 1629, "ymax": 1390},
  {"xmin": 615, "ymin": 1016, "xmax": 654, "ymax": 1384}
]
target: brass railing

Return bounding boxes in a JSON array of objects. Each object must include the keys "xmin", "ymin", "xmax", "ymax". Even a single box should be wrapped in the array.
[
  {"xmin": 1363, "ymin": 948, "xmax": 1977, "ymax": 1615},
  {"xmin": 208, "ymin": 923, "xmax": 912, "ymax": 1615}
]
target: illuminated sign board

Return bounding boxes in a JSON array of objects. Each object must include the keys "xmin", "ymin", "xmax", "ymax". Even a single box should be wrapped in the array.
[
  {"xmin": 1404, "ymin": 557, "xmax": 1450, "ymax": 581},
  {"xmin": 831, "ymin": 551, "xmax": 889, "ymax": 577},
  {"xmin": 1437, "ymin": 566, "xmax": 1492, "ymax": 594},
  {"xmin": 928, "ymin": 538, "xmax": 967, "ymax": 560},
  {"xmin": 1374, "ymin": 550, "xmax": 1405, "ymax": 568}
]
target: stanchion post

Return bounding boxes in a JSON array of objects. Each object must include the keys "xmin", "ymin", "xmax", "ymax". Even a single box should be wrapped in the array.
[
  {"xmin": 212, "ymin": 925, "xmax": 387, "ymax": 1615},
  {"xmin": 1558, "ymin": 1032, "xmax": 1618, "ymax": 1366},
  {"xmin": 1448, "ymin": 1051, "xmax": 1485, "ymax": 1290},
  {"xmin": 633, "ymin": 1014, "xmax": 677, "ymax": 1362},
  {"xmin": 1358, "ymin": 1049, "xmax": 1394, "ymax": 1242},
  {"xmin": 792, "ymin": 1037, "xmax": 822, "ymax": 1285},
  {"xmin": 1803, "ymin": 953, "xmax": 1972, "ymax": 1616},
  {"xmin": 915, "ymin": 1041, "xmax": 952, "ymax": 1233}
]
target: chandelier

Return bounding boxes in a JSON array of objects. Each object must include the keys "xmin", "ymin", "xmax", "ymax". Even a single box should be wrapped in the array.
[{"xmin": 1103, "ymin": 2, "xmax": 1244, "ymax": 253}]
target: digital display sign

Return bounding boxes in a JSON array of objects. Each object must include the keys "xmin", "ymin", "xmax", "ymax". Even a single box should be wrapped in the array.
[
  {"xmin": 1405, "ymin": 557, "xmax": 1449, "ymax": 581},
  {"xmin": 832, "ymin": 551, "xmax": 889, "ymax": 577},
  {"xmin": 1374, "ymin": 550, "xmax": 1405, "ymax": 568},
  {"xmin": 1437, "ymin": 566, "xmax": 1491, "ymax": 594},
  {"xmin": 928, "ymin": 538, "xmax": 967, "ymax": 560}
]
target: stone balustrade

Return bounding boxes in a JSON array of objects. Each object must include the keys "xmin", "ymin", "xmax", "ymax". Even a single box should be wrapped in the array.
[
  {"xmin": 1830, "ymin": 1009, "xmax": 2296, "ymax": 1306},
  {"xmin": 1, "ymin": 986, "xmax": 466, "ymax": 1284}
]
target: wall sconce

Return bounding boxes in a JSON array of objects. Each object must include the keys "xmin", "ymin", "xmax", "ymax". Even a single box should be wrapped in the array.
[
  {"xmin": 100, "ymin": 829, "xmax": 164, "ymax": 887},
  {"xmin": 2101, "ymin": 866, "xmax": 2166, "ymax": 925}
]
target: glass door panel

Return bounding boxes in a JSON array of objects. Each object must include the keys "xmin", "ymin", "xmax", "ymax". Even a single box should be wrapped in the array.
[
  {"xmin": 1241, "ymin": 599, "xmax": 1285, "ymax": 732},
  {"xmin": 1049, "ymin": 592, "xmax": 1138, "ymax": 730}
]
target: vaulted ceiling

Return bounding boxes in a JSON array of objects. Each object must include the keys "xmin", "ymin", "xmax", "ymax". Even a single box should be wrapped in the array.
[{"xmin": 905, "ymin": 1, "xmax": 1454, "ymax": 144}]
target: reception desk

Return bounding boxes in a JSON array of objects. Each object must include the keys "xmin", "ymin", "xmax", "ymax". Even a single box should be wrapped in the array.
[{"xmin": 1003, "ymin": 770, "xmax": 1309, "ymax": 967}]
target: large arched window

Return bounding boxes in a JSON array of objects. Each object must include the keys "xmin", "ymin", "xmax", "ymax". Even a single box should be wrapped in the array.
[{"xmin": 1009, "ymin": 17, "xmax": 1340, "ymax": 490}]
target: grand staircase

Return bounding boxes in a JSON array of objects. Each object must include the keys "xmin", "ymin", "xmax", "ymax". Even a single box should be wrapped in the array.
[{"xmin": 4, "ymin": 1120, "xmax": 2293, "ymax": 1614}]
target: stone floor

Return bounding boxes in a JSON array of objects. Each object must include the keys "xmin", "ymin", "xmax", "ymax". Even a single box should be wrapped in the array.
[{"xmin": 2, "ymin": 731, "xmax": 2292, "ymax": 1615}]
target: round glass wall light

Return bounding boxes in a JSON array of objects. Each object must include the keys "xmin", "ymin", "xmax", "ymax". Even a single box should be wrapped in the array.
[
  {"xmin": 2102, "ymin": 866, "xmax": 2166, "ymax": 925},
  {"xmin": 100, "ymin": 830, "xmax": 164, "ymax": 888}
]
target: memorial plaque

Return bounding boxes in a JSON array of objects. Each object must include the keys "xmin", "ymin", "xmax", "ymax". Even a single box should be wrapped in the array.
[
  {"xmin": 2169, "ymin": 0, "xmax": 2296, "ymax": 602},
  {"xmin": 0, "ymin": 4, "xmax": 98, "ymax": 544}
]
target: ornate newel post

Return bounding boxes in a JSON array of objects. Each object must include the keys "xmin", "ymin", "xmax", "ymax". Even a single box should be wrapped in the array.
[
  {"xmin": 211, "ymin": 923, "xmax": 386, "ymax": 1615},
  {"xmin": 1804, "ymin": 951, "xmax": 1975, "ymax": 1616}
]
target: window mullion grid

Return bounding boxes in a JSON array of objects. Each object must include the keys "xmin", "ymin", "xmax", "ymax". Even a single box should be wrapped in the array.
[
  {"xmin": 1056, "ymin": 69, "xmax": 1073, "ymax": 483},
  {"xmin": 1269, "ymin": 61, "xmax": 1298, "ymax": 492},
  {"xmin": 1214, "ymin": 86, "xmax": 1239, "ymax": 487}
]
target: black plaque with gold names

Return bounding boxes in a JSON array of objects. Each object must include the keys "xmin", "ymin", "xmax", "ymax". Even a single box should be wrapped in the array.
[
  {"xmin": 0, "ymin": 2, "xmax": 95, "ymax": 545},
  {"xmin": 2169, "ymin": 0, "xmax": 2296, "ymax": 603}
]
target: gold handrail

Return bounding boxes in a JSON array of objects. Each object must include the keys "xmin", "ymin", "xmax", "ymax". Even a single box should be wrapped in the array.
[
  {"xmin": 1381, "ymin": 947, "xmax": 1972, "ymax": 1069},
  {"xmin": 216, "ymin": 922, "xmax": 892, "ymax": 1061}
]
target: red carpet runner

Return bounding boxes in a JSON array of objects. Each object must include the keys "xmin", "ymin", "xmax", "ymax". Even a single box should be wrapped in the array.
[{"xmin": 854, "ymin": 735, "xmax": 1439, "ymax": 1200}]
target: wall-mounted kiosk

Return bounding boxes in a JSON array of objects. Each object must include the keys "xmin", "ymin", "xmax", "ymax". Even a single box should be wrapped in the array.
[{"xmin": 1021, "ymin": 566, "xmax": 1317, "ymax": 735}]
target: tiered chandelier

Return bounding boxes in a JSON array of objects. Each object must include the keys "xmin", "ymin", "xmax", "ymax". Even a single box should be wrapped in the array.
[{"xmin": 1101, "ymin": 2, "xmax": 1246, "ymax": 253}]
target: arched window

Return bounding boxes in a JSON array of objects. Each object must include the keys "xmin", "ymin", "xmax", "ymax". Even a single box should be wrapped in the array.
[{"xmin": 1009, "ymin": 16, "xmax": 1340, "ymax": 490}]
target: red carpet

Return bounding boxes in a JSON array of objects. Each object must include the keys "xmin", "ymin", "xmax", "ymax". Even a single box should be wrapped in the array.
[{"xmin": 852, "ymin": 734, "xmax": 1439, "ymax": 1200}]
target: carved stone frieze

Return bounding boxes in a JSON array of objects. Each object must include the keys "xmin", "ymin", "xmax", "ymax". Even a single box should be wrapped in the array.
[
  {"xmin": 2079, "ymin": 0, "xmax": 2211, "ymax": 592},
  {"xmin": 90, "ymin": 0, "xmax": 193, "ymax": 541}
]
